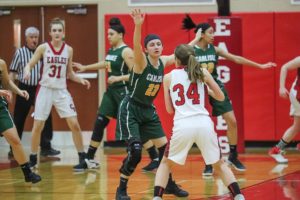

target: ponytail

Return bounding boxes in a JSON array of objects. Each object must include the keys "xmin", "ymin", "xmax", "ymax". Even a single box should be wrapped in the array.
[
  {"xmin": 187, "ymin": 55, "xmax": 204, "ymax": 83},
  {"xmin": 182, "ymin": 14, "xmax": 212, "ymax": 34},
  {"xmin": 174, "ymin": 44, "xmax": 205, "ymax": 82}
]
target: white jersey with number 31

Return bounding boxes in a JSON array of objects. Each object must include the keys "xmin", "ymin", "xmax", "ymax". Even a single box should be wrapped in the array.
[
  {"xmin": 170, "ymin": 68, "xmax": 209, "ymax": 120},
  {"xmin": 40, "ymin": 42, "xmax": 68, "ymax": 89}
]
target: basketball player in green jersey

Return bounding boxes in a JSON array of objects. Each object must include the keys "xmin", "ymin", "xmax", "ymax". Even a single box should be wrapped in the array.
[
  {"xmin": 73, "ymin": 17, "xmax": 160, "ymax": 171},
  {"xmin": 0, "ymin": 59, "xmax": 41, "ymax": 183},
  {"xmin": 115, "ymin": 9, "xmax": 188, "ymax": 200},
  {"xmin": 72, "ymin": 17, "xmax": 137, "ymax": 171},
  {"xmin": 182, "ymin": 15, "xmax": 276, "ymax": 175}
]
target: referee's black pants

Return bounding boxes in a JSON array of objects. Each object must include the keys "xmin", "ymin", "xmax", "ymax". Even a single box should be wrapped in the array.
[{"xmin": 13, "ymin": 82, "xmax": 53, "ymax": 150}]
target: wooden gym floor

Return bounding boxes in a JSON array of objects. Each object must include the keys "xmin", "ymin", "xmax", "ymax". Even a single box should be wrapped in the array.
[{"xmin": 0, "ymin": 146, "xmax": 299, "ymax": 200}]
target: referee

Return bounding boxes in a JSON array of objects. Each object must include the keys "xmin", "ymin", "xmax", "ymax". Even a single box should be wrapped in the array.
[{"xmin": 9, "ymin": 27, "xmax": 60, "ymax": 158}]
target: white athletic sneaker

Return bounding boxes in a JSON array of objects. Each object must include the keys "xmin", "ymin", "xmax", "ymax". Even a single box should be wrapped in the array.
[
  {"xmin": 85, "ymin": 159, "xmax": 100, "ymax": 169},
  {"xmin": 269, "ymin": 147, "xmax": 288, "ymax": 164},
  {"xmin": 153, "ymin": 197, "xmax": 163, "ymax": 200},
  {"xmin": 234, "ymin": 194, "xmax": 245, "ymax": 200}
]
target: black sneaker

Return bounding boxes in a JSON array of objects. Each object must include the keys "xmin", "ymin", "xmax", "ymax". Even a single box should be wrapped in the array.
[
  {"xmin": 73, "ymin": 161, "xmax": 88, "ymax": 172},
  {"xmin": 25, "ymin": 172, "xmax": 42, "ymax": 184},
  {"xmin": 78, "ymin": 152, "xmax": 86, "ymax": 164},
  {"xmin": 164, "ymin": 180, "xmax": 189, "ymax": 197},
  {"xmin": 40, "ymin": 148, "xmax": 60, "ymax": 157},
  {"xmin": 142, "ymin": 160, "xmax": 159, "ymax": 172},
  {"xmin": 29, "ymin": 154, "xmax": 38, "ymax": 169},
  {"xmin": 202, "ymin": 165, "xmax": 213, "ymax": 176},
  {"xmin": 227, "ymin": 153, "xmax": 246, "ymax": 172},
  {"xmin": 115, "ymin": 187, "xmax": 131, "ymax": 200}
]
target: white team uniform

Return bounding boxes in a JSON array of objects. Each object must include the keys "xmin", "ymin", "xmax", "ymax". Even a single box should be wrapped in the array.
[
  {"xmin": 34, "ymin": 42, "xmax": 77, "ymax": 120},
  {"xmin": 289, "ymin": 77, "xmax": 300, "ymax": 116},
  {"xmin": 166, "ymin": 69, "xmax": 220, "ymax": 165}
]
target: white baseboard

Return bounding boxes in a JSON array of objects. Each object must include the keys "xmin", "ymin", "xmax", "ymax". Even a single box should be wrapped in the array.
[{"xmin": 0, "ymin": 131, "xmax": 93, "ymax": 147}]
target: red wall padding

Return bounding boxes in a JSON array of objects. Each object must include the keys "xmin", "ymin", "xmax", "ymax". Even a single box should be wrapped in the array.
[
  {"xmin": 233, "ymin": 13, "xmax": 276, "ymax": 141},
  {"xmin": 105, "ymin": 12, "xmax": 300, "ymax": 142}
]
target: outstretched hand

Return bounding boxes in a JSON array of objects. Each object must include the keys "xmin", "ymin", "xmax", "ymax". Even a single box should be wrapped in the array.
[
  {"xmin": 130, "ymin": 9, "xmax": 145, "ymax": 26},
  {"xmin": 72, "ymin": 62, "xmax": 86, "ymax": 72},
  {"xmin": 261, "ymin": 62, "xmax": 277, "ymax": 69}
]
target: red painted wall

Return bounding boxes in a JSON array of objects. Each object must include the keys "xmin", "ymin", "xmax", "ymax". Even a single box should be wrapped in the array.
[{"xmin": 105, "ymin": 12, "xmax": 300, "ymax": 142}]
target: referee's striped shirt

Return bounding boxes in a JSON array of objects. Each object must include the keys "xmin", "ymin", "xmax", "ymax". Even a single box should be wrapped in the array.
[{"xmin": 10, "ymin": 46, "xmax": 41, "ymax": 86}]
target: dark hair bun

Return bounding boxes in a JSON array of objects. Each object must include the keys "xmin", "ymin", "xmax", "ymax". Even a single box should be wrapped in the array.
[{"xmin": 109, "ymin": 17, "xmax": 122, "ymax": 26}]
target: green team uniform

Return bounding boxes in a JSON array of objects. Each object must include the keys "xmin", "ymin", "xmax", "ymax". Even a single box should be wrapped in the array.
[
  {"xmin": 116, "ymin": 57, "xmax": 165, "ymax": 142},
  {"xmin": 194, "ymin": 44, "xmax": 233, "ymax": 116},
  {"xmin": 0, "ymin": 70, "xmax": 14, "ymax": 135},
  {"xmin": 98, "ymin": 45, "xmax": 130, "ymax": 118}
]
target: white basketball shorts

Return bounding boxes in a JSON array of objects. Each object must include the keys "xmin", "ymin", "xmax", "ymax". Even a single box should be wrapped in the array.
[
  {"xmin": 34, "ymin": 86, "xmax": 77, "ymax": 120},
  {"xmin": 167, "ymin": 115, "xmax": 221, "ymax": 165}
]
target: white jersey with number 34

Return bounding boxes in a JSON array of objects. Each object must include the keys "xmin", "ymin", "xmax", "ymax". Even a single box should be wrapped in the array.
[
  {"xmin": 40, "ymin": 42, "xmax": 68, "ymax": 89},
  {"xmin": 170, "ymin": 68, "xmax": 209, "ymax": 120}
]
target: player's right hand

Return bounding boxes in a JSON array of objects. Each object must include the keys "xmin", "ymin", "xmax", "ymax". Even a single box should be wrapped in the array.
[
  {"xmin": 130, "ymin": 9, "xmax": 145, "ymax": 26},
  {"xmin": 279, "ymin": 87, "xmax": 289, "ymax": 99},
  {"xmin": 0, "ymin": 89, "xmax": 12, "ymax": 103},
  {"xmin": 20, "ymin": 90, "xmax": 29, "ymax": 100}
]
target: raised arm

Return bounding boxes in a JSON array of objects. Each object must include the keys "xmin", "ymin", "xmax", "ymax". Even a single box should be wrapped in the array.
[
  {"xmin": 0, "ymin": 59, "xmax": 29, "ymax": 100},
  {"xmin": 24, "ymin": 44, "xmax": 45, "ymax": 80},
  {"xmin": 67, "ymin": 47, "xmax": 90, "ymax": 89},
  {"xmin": 163, "ymin": 73, "xmax": 175, "ymax": 114},
  {"xmin": 279, "ymin": 56, "xmax": 300, "ymax": 99},
  {"xmin": 123, "ymin": 47, "xmax": 134, "ymax": 72},
  {"xmin": 130, "ymin": 9, "xmax": 147, "ymax": 73},
  {"xmin": 215, "ymin": 46, "xmax": 276, "ymax": 69},
  {"xmin": 203, "ymin": 68, "xmax": 224, "ymax": 101}
]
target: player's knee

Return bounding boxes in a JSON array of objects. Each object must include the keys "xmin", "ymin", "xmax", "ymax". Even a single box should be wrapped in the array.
[
  {"xmin": 8, "ymin": 135, "xmax": 22, "ymax": 147},
  {"xmin": 226, "ymin": 118, "xmax": 237, "ymax": 130},
  {"xmin": 70, "ymin": 122, "xmax": 81, "ymax": 133},
  {"xmin": 119, "ymin": 142, "xmax": 142, "ymax": 176},
  {"xmin": 130, "ymin": 142, "xmax": 142, "ymax": 163},
  {"xmin": 91, "ymin": 114, "xmax": 109, "ymax": 142}
]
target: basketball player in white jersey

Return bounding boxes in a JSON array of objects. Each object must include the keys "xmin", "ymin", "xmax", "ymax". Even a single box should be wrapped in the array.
[
  {"xmin": 24, "ymin": 18, "xmax": 90, "ymax": 169},
  {"xmin": 153, "ymin": 44, "xmax": 245, "ymax": 200}
]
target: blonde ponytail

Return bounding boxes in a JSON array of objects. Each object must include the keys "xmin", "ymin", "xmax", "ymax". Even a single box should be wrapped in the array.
[
  {"xmin": 187, "ymin": 55, "xmax": 204, "ymax": 83},
  {"xmin": 174, "ymin": 44, "xmax": 205, "ymax": 82}
]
